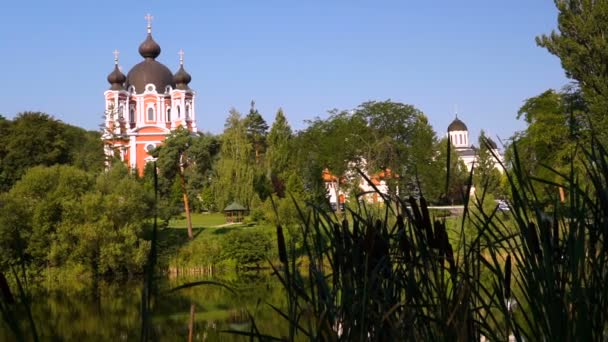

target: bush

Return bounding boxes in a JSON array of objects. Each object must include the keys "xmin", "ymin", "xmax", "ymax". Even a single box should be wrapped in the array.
[{"xmin": 221, "ymin": 229, "xmax": 271, "ymax": 270}]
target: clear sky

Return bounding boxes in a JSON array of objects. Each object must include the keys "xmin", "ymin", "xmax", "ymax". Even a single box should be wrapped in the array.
[{"xmin": 0, "ymin": 1, "xmax": 568, "ymax": 144}]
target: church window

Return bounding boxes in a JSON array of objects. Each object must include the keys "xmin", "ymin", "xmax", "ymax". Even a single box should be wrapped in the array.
[
  {"xmin": 177, "ymin": 106, "xmax": 181, "ymax": 118},
  {"xmin": 147, "ymin": 107, "xmax": 154, "ymax": 121},
  {"xmin": 118, "ymin": 106, "xmax": 124, "ymax": 119},
  {"xmin": 167, "ymin": 108, "xmax": 171, "ymax": 121},
  {"xmin": 129, "ymin": 108, "xmax": 135, "ymax": 122},
  {"xmin": 186, "ymin": 104, "xmax": 190, "ymax": 119}
]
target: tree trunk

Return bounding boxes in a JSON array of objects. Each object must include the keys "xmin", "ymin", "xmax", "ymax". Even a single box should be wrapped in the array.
[
  {"xmin": 179, "ymin": 170, "xmax": 193, "ymax": 239},
  {"xmin": 188, "ymin": 303, "xmax": 196, "ymax": 342}
]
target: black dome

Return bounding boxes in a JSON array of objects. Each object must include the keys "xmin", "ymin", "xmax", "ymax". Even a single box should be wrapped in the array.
[
  {"xmin": 448, "ymin": 117, "xmax": 468, "ymax": 132},
  {"xmin": 486, "ymin": 137, "xmax": 498, "ymax": 149},
  {"xmin": 174, "ymin": 65, "xmax": 192, "ymax": 90},
  {"xmin": 138, "ymin": 34, "xmax": 161, "ymax": 59},
  {"xmin": 107, "ymin": 65, "xmax": 126, "ymax": 90},
  {"xmin": 126, "ymin": 59, "xmax": 175, "ymax": 93}
]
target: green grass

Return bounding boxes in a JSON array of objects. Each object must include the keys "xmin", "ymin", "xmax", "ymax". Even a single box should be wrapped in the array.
[{"xmin": 168, "ymin": 212, "xmax": 228, "ymax": 229}]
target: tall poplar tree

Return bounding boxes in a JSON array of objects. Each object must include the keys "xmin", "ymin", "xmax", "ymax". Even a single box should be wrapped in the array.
[
  {"xmin": 266, "ymin": 108, "xmax": 293, "ymax": 196},
  {"xmin": 244, "ymin": 100, "xmax": 269, "ymax": 165}
]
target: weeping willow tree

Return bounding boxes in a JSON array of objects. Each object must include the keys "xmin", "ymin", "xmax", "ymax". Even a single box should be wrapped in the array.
[{"xmin": 212, "ymin": 109, "xmax": 256, "ymax": 210}]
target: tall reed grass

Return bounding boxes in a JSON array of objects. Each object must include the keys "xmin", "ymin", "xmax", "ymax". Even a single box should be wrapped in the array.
[{"xmin": 243, "ymin": 137, "xmax": 608, "ymax": 341}]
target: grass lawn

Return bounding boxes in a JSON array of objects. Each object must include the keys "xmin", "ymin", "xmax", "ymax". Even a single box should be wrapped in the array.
[
  {"xmin": 158, "ymin": 212, "xmax": 277, "ymax": 270},
  {"xmin": 169, "ymin": 212, "xmax": 228, "ymax": 229}
]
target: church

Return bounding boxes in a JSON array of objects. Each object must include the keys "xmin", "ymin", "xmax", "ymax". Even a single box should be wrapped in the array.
[
  {"xmin": 103, "ymin": 15, "xmax": 197, "ymax": 175},
  {"xmin": 447, "ymin": 116, "xmax": 503, "ymax": 172}
]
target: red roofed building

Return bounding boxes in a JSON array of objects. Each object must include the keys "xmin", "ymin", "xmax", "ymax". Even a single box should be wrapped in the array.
[{"xmin": 103, "ymin": 14, "xmax": 197, "ymax": 175}]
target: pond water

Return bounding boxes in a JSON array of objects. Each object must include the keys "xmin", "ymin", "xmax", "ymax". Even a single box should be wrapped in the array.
[{"xmin": 1, "ymin": 273, "xmax": 292, "ymax": 341}]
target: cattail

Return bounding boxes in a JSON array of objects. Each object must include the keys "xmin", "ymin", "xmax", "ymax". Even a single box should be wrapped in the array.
[
  {"xmin": 504, "ymin": 255, "xmax": 512, "ymax": 301},
  {"xmin": 408, "ymin": 196, "xmax": 422, "ymax": 227},
  {"xmin": 0, "ymin": 272, "xmax": 14, "ymax": 304},
  {"xmin": 528, "ymin": 222, "xmax": 541, "ymax": 256},
  {"xmin": 396, "ymin": 215, "xmax": 405, "ymax": 233},
  {"xmin": 276, "ymin": 225, "xmax": 288, "ymax": 264}
]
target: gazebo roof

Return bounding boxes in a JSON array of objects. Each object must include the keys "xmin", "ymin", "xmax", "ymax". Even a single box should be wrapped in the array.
[{"xmin": 224, "ymin": 201, "xmax": 247, "ymax": 212}]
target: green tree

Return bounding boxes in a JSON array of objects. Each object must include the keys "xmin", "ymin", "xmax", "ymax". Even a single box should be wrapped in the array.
[
  {"xmin": 509, "ymin": 88, "xmax": 586, "ymax": 183},
  {"xmin": 0, "ymin": 164, "xmax": 151, "ymax": 275},
  {"xmin": 244, "ymin": 101, "xmax": 269, "ymax": 165},
  {"xmin": 353, "ymin": 100, "xmax": 439, "ymax": 198},
  {"xmin": 151, "ymin": 127, "xmax": 195, "ymax": 238},
  {"xmin": 473, "ymin": 131, "xmax": 502, "ymax": 197},
  {"xmin": 221, "ymin": 229, "xmax": 271, "ymax": 270},
  {"xmin": 266, "ymin": 108, "xmax": 294, "ymax": 197},
  {"xmin": 212, "ymin": 109, "xmax": 256, "ymax": 210},
  {"xmin": 0, "ymin": 112, "xmax": 104, "ymax": 192},
  {"xmin": 537, "ymin": 0, "xmax": 608, "ymax": 140}
]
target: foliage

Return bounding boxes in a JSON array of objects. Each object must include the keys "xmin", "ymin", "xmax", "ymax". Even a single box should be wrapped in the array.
[
  {"xmin": 221, "ymin": 229, "xmax": 272, "ymax": 269},
  {"xmin": 0, "ymin": 112, "xmax": 104, "ymax": 192},
  {"xmin": 244, "ymin": 101, "xmax": 269, "ymax": 165},
  {"xmin": 212, "ymin": 109, "xmax": 256, "ymax": 210},
  {"xmin": 509, "ymin": 88, "xmax": 586, "ymax": 184},
  {"xmin": 0, "ymin": 164, "xmax": 152, "ymax": 276},
  {"xmin": 474, "ymin": 131, "xmax": 503, "ymax": 197},
  {"xmin": 537, "ymin": 0, "xmax": 608, "ymax": 141}
]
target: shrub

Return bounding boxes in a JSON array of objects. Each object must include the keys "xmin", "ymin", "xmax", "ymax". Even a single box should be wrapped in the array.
[{"xmin": 221, "ymin": 229, "xmax": 271, "ymax": 270}]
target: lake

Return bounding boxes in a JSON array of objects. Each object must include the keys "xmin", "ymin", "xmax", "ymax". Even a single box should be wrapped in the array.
[{"xmin": 1, "ymin": 273, "xmax": 292, "ymax": 341}]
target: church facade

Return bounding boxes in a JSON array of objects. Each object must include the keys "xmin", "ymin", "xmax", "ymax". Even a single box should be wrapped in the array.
[
  {"xmin": 103, "ymin": 15, "xmax": 197, "ymax": 175},
  {"xmin": 447, "ymin": 116, "xmax": 503, "ymax": 172}
]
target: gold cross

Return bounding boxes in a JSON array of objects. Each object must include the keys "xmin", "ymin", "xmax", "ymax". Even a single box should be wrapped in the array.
[
  {"xmin": 178, "ymin": 49, "xmax": 185, "ymax": 65},
  {"xmin": 113, "ymin": 49, "xmax": 120, "ymax": 64},
  {"xmin": 145, "ymin": 13, "xmax": 154, "ymax": 32}
]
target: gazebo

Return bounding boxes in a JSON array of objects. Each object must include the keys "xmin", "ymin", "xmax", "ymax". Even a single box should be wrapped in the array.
[{"xmin": 223, "ymin": 202, "xmax": 247, "ymax": 223}]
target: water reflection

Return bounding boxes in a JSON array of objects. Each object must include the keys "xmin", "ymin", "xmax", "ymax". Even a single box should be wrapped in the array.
[{"xmin": 1, "ymin": 273, "xmax": 289, "ymax": 341}]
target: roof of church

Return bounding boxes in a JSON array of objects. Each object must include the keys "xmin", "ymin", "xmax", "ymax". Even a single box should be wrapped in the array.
[
  {"xmin": 125, "ymin": 23, "xmax": 175, "ymax": 94},
  {"xmin": 107, "ymin": 64, "xmax": 126, "ymax": 90},
  {"xmin": 448, "ymin": 117, "xmax": 468, "ymax": 132},
  {"xmin": 486, "ymin": 137, "xmax": 498, "ymax": 149},
  {"xmin": 174, "ymin": 50, "xmax": 192, "ymax": 90}
]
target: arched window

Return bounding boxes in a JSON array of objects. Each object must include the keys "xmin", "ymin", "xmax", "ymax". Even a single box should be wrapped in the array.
[
  {"xmin": 185, "ymin": 105, "xmax": 190, "ymax": 119},
  {"xmin": 177, "ymin": 106, "xmax": 181, "ymax": 118},
  {"xmin": 129, "ymin": 108, "xmax": 135, "ymax": 122},
  {"xmin": 147, "ymin": 107, "xmax": 154, "ymax": 121},
  {"xmin": 118, "ymin": 105, "xmax": 124, "ymax": 119},
  {"xmin": 459, "ymin": 134, "xmax": 462, "ymax": 145},
  {"xmin": 166, "ymin": 108, "xmax": 171, "ymax": 122}
]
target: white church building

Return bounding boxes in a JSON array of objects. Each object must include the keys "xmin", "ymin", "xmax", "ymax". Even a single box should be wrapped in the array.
[{"xmin": 447, "ymin": 116, "xmax": 504, "ymax": 172}]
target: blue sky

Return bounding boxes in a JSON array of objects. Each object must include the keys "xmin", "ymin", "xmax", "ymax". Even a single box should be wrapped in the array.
[{"xmin": 0, "ymin": 1, "xmax": 568, "ymax": 144}]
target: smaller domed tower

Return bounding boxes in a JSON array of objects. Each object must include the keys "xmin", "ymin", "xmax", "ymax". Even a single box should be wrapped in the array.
[
  {"xmin": 447, "ymin": 116, "xmax": 469, "ymax": 149},
  {"xmin": 103, "ymin": 14, "xmax": 197, "ymax": 174}
]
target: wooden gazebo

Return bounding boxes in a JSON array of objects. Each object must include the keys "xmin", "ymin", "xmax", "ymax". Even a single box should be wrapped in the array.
[{"xmin": 223, "ymin": 202, "xmax": 247, "ymax": 223}]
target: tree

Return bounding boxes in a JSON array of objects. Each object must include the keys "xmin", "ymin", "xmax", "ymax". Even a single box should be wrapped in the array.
[
  {"xmin": 537, "ymin": 1, "xmax": 608, "ymax": 140},
  {"xmin": 266, "ymin": 108, "xmax": 294, "ymax": 197},
  {"xmin": 184, "ymin": 133, "xmax": 221, "ymax": 211},
  {"xmin": 507, "ymin": 87, "xmax": 587, "ymax": 204},
  {"xmin": 244, "ymin": 100, "xmax": 269, "ymax": 165},
  {"xmin": 297, "ymin": 110, "xmax": 367, "ymax": 212},
  {"xmin": 0, "ymin": 164, "xmax": 151, "ymax": 275},
  {"xmin": 434, "ymin": 138, "xmax": 470, "ymax": 205},
  {"xmin": 473, "ymin": 131, "xmax": 502, "ymax": 197},
  {"xmin": 510, "ymin": 88, "xmax": 586, "ymax": 183},
  {"xmin": 0, "ymin": 112, "xmax": 105, "ymax": 192},
  {"xmin": 151, "ymin": 127, "xmax": 195, "ymax": 239},
  {"xmin": 212, "ymin": 109, "xmax": 256, "ymax": 210},
  {"xmin": 353, "ymin": 100, "xmax": 439, "ymax": 197}
]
